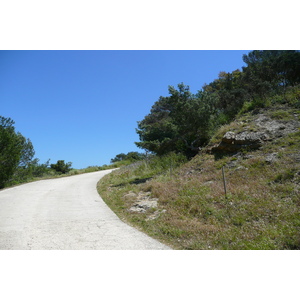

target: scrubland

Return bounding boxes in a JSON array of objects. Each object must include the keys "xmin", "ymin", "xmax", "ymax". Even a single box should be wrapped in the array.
[{"xmin": 98, "ymin": 106, "xmax": 300, "ymax": 250}]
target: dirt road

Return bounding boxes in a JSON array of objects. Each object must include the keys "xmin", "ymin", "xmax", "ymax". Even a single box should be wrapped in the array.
[{"xmin": 0, "ymin": 170, "xmax": 170, "ymax": 250}]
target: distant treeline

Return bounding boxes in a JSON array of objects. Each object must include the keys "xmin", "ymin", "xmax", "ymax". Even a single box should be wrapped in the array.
[
  {"xmin": 0, "ymin": 115, "xmax": 144, "ymax": 188},
  {"xmin": 135, "ymin": 50, "xmax": 300, "ymax": 158},
  {"xmin": 0, "ymin": 115, "xmax": 96, "ymax": 188},
  {"xmin": 110, "ymin": 151, "xmax": 146, "ymax": 163},
  {"xmin": 0, "ymin": 116, "xmax": 75, "ymax": 188}
]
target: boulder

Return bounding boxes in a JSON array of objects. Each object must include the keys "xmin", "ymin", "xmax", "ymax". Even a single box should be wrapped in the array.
[
  {"xmin": 211, "ymin": 111, "xmax": 300, "ymax": 154},
  {"xmin": 265, "ymin": 152, "xmax": 278, "ymax": 164},
  {"xmin": 129, "ymin": 199, "xmax": 158, "ymax": 213},
  {"xmin": 128, "ymin": 191, "xmax": 159, "ymax": 213},
  {"xmin": 255, "ymin": 114, "xmax": 300, "ymax": 138},
  {"xmin": 222, "ymin": 131, "xmax": 236, "ymax": 143},
  {"xmin": 212, "ymin": 131, "xmax": 269, "ymax": 153}
]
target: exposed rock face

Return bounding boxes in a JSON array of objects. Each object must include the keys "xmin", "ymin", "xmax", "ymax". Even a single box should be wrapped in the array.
[
  {"xmin": 255, "ymin": 114, "xmax": 299, "ymax": 138},
  {"xmin": 213, "ymin": 131, "xmax": 270, "ymax": 153},
  {"xmin": 265, "ymin": 152, "xmax": 279, "ymax": 164},
  {"xmin": 129, "ymin": 198, "xmax": 158, "ymax": 213},
  {"xmin": 212, "ymin": 112, "xmax": 300, "ymax": 153},
  {"xmin": 123, "ymin": 191, "xmax": 159, "ymax": 213},
  {"xmin": 123, "ymin": 191, "xmax": 166, "ymax": 220}
]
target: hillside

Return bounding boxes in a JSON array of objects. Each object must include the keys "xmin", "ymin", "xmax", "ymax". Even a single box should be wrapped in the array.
[{"xmin": 98, "ymin": 104, "xmax": 300, "ymax": 250}]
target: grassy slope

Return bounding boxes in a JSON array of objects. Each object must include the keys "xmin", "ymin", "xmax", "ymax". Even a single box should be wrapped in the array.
[{"xmin": 98, "ymin": 105, "xmax": 300, "ymax": 250}]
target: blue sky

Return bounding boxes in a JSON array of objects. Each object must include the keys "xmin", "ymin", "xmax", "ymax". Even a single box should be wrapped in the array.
[{"xmin": 1, "ymin": 50, "xmax": 250, "ymax": 168}]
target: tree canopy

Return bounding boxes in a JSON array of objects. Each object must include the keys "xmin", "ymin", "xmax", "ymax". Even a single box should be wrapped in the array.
[
  {"xmin": 111, "ymin": 151, "xmax": 146, "ymax": 163},
  {"xmin": 135, "ymin": 83, "xmax": 219, "ymax": 157},
  {"xmin": 135, "ymin": 50, "xmax": 300, "ymax": 157},
  {"xmin": 50, "ymin": 160, "xmax": 72, "ymax": 174},
  {"xmin": 0, "ymin": 116, "xmax": 35, "ymax": 188}
]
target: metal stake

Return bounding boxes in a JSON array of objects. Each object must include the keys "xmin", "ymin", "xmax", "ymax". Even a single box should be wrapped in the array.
[{"xmin": 222, "ymin": 166, "xmax": 227, "ymax": 198}]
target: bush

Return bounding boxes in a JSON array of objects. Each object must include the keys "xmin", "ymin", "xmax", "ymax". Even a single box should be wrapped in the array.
[
  {"xmin": 111, "ymin": 151, "xmax": 146, "ymax": 163},
  {"xmin": 50, "ymin": 160, "xmax": 72, "ymax": 174},
  {"xmin": 285, "ymin": 85, "xmax": 300, "ymax": 108}
]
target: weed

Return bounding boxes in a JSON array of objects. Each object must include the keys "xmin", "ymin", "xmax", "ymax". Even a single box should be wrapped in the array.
[
  {"xmin": 273, "ymin": 169, "xmax": 296, "ymax": 183},
  {"xmin": 270, "ymin": 110, "xmax": 292, "ymax": 121}
]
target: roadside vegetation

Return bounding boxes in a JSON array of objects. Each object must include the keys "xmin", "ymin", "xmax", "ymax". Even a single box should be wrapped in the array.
[
  {"xmin": 98, "ymin": 50, "xmax": 300, "ymax": 250},
  {"xmin": 0, "ymin": 157, "xmax": 133, "ymax": 189},
  {"xmin": 0, "ymin": 133, "xmax": 145, "ymax": 189},
  {"xmin": 0, "ymin": 117, "xmax": 141, "ymax": 189},
  {"xmin": 98, "ymin": 105, "xmax": 300, "ymax": 249}
]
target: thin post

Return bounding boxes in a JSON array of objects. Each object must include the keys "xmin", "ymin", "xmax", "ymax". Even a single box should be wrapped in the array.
[{"xmin": 222, "ymin": 166, "xmax": 227, "ymax": 198}]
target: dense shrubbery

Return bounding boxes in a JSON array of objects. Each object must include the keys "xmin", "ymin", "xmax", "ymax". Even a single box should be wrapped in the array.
[
  {"xmin": 135, "ymin": 50, "xmax": 300, "ymax": 158},
  {"xmin": 110, "ymin": 151, "xmax": 146, "ymax": 163},
  {"xmin": 50, "ymin": 160, "xmax": 72, "ymax": 174},
  {"xmin": 126, "ymin": 152, "xmax": 187, "ymax": 178},
  {"xmin": 8, "ymin": 159, "xmax": 53, "ymax": 186}
]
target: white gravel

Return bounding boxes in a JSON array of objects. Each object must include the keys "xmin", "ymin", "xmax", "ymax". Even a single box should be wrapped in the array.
[{"xmin": 0, "ymin": 170, "xmax": 171, "ymax": 250}]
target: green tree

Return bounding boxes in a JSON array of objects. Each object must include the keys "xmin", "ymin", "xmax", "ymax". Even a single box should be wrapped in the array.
[
  {"xmin": 30, "ymin": 158, "xmax": 51, "ymax": 177},
  {"xmin": 135, "ymin": 51, "xmax": 300, "ymax": 159},
  {"xmin": 0, "ymin": 116, "xmax": 35, "ymax": 188},
  {"xmin": 110, "ymin": 151, "xmax": 146, "ymax": 163},
  {"xmin": 203, "ymin": 69, "xmax": 249, "ymax": 120},
  {"xmin": 110, "ymin": 153, "xmax": 127, "ymax": 163},
  {"xmin": 50, "ymin": 160, "xmax": 72, "ymax": 174},
  {"xmin": 125, "ymin": 151, "xmax": 146, "ymax": 161},
  {"xmin": 135, "ymin": 93, "xmax": 179, "ymax": 155},
  {"xmin": 136, "ymin": 83, "xmax": 217, "ymax": 157},
  {"xmin": 242, "ymin": 50, "xmax": 300, "ymax": 96},
  {"xmin": 18, "ymin": 134, "xmax": 35, "ymax": 168}
]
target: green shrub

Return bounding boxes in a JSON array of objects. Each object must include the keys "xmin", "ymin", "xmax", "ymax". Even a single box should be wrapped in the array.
[
  {"xmin": 274, "ymin": 169, "xmax": 296, "ymax": 183},
  {"xmin": 50, "ymin": 160, "xmax": 72, "ymax": 174},
  {"xmin": 270, "ymin": 110, "xmax": 291, "ymax": 121}
]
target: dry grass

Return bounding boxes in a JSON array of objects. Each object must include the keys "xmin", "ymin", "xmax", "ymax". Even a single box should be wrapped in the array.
[{"xmin": 98, "ymin": 113, "xmax": 300, "ymax": 249}]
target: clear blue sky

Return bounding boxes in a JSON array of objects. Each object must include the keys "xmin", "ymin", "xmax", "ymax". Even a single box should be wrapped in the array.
[{"xmin": 1, "ymin": 50, "xmax": 250, "ymax": 169}]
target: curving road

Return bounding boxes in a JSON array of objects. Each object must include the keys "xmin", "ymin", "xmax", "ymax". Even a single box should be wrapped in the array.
[{"xmin": 0, "ymin": 170, "xmax": 171, "ymax": 250}]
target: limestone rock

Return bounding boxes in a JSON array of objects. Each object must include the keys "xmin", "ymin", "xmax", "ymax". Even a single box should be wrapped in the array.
[
  {"xmin": 129, "ymin": 199, "xmax": 158, "ymax": 213},
  {"xmin": 234, "ymin": 131, "xmax": 269, "ymax": 145},
  {"xmin": 265, "ymin": 153, "xmax": 278, "ymax": 164},
  {"xmin": 212, "ymin": 131, "xmax": 269, "ymax": 153},
  {"xmin": 255, "ymin": 114, "xmax": 300, "ymax": 137},
  {"xmin": 211, "ymin": 111, "xmax": 300, "ymax": 155},
  {"xmin": 222, "ymin": 131, "xmax": 236, "ymax": 143},
  {"xmin": 128, "ymin": 191, "xmax": 159, "ymax": 213}
]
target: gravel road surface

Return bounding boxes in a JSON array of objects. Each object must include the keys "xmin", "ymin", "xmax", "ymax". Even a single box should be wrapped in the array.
[{"xmin": 0, "ymin": 170, "xmax": 171, "ymax": 250}]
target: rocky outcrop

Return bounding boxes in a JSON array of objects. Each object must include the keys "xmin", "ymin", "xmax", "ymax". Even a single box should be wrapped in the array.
[
  {"xmin": 123, "ymin": 191, "xmax": 166, "ymax": 220},
  {"xmin": 212, "ymin": 112, "xmax": 300, "ymax": 153},
  {"xmin": 213, "ymin": 131, "xmax": 270, "ymax": 153},
  {"xmin": 129, "ymin": 198, "xmax": 158, "ymax": 213},
  {"xmin": 255, "ymin": 114, "xmax": 300, "ymax": 138}
]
